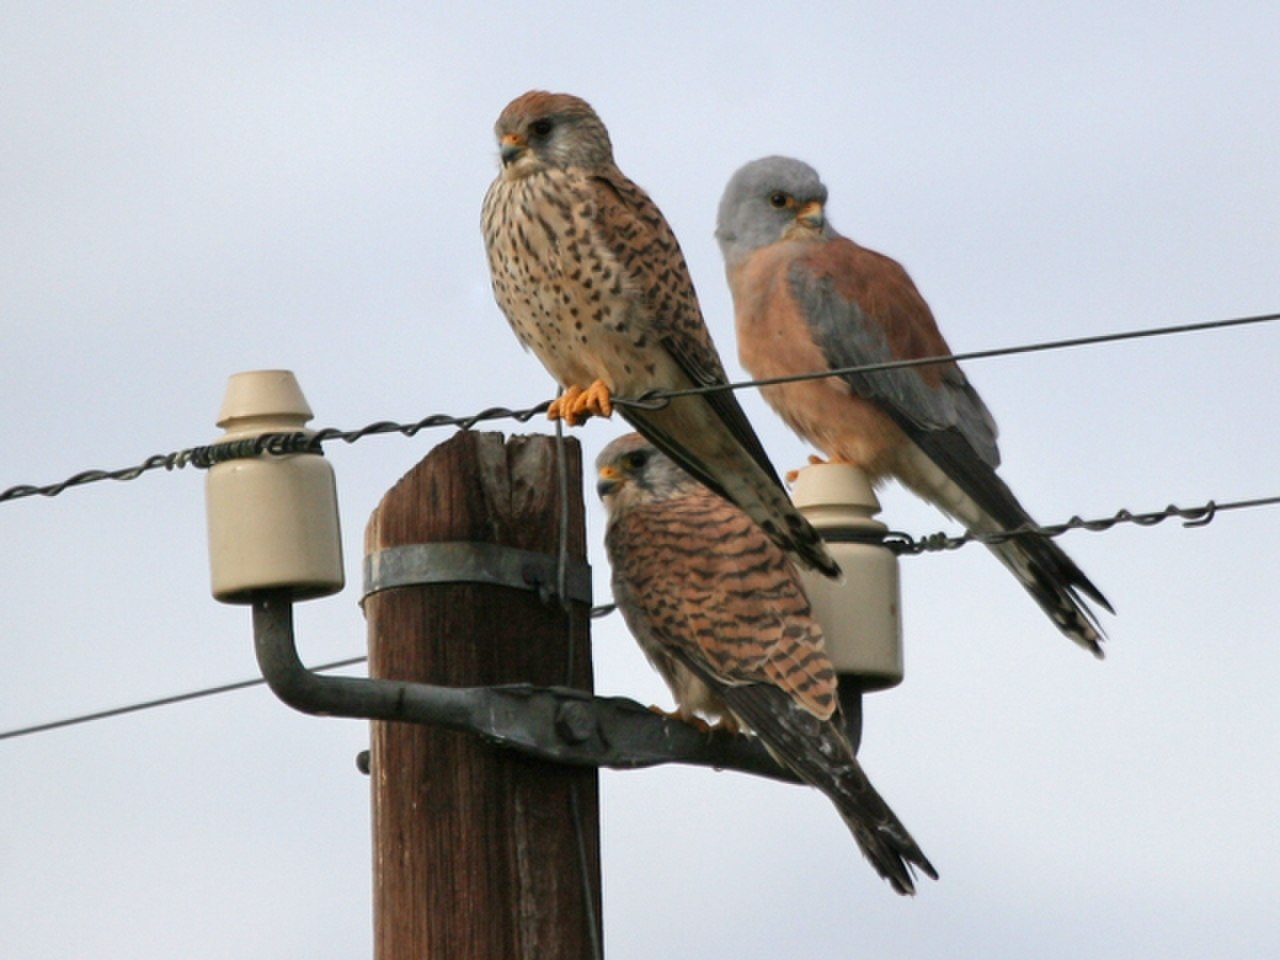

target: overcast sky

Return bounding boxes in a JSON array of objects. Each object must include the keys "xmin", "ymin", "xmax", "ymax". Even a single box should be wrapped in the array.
[{"xmin": 2, "ymin": 3, "xmax": 1278, "ymax": 958}]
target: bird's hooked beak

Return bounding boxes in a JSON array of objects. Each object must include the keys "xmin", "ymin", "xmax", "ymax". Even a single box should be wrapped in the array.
[
  {"xmin": 596, "ymin": 464, "xmax": 625, "ymax": 499},
  {"xmin": 499, "ymin": 132, "xmax": 528, "ymax": 166},
  {"xmin": 796, "ymin": 199, "xmax": 825, "ymax": 230}
]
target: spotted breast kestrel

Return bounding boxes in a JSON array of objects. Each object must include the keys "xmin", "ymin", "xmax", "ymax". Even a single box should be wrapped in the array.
[
  {"xmin": 716, "ymin": 156, "xmax": 1112, "ymax": 655},
  {"xmin": 598, "ymin": 432, "xmax": 937, "ymax": 895},
  {"xmin": 481, "ymin": 92, "xmax": 837, "ymax": 577}
]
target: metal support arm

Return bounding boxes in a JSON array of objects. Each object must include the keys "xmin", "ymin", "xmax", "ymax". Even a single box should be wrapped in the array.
[{"xmin": 252, "ymin": 591, "xmax": 800, "ymax": 784}]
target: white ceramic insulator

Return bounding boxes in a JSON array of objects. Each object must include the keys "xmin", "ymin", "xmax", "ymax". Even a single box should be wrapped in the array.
[
  {"xmin": 205, "ymin": 370, "xmax": 345, "ymax": 604},
  {"xmin": 791, "ymin": 463, "xmax": 904, "ymax": 691}
]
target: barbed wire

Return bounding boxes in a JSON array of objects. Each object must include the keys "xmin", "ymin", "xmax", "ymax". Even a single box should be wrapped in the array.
[{"xmin": 2, "ymin": 310, "xmax": 1275, "ymax": 506}]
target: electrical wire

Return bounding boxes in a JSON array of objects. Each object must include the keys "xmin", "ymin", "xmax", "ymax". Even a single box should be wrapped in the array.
[
  {"xmin": 616, "ymin": 309, "xmax": 1280, "ymax": 410},
  {"xmin": 2, "ymin": 489, "xmax": 1277, "ymax": 744},
  {"xmin": 550, "ymin": 418, "xmax": 605, "ymax": 960},
  {"xmin": 3, "ymin": 310, "xmax": 1275, "ymax": 506},
  {"xmin": 0, "ymin": 656, "xmax": 367, "ymax": 742},
  {"xmin": 2, "ymin": 310, "xmax": 1278, "ymax": 744},
  {"xmin": 559, "ymin": 426, "xmax": 603, "ymax": 959},
  {"xmin": 884, "ymin": 492, "xmax": 1280, "ymax": 554}
]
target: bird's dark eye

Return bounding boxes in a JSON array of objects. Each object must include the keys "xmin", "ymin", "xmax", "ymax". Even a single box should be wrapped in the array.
[
  {"xmin": 623, "ymin": 450, "xmax": 651, "ymax": 471},
  {"xmin": 530, "ymin": 119, "xmax": 553, "ymax": 137},
  {"xmin": 768, "ymin": 192, "xmax": 789, "ymax": 208}
]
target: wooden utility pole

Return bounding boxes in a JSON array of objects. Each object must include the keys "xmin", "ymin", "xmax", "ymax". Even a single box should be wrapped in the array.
[{"xmin": 364, "ymin": 431, "xmax": 600, "ymax": 959}]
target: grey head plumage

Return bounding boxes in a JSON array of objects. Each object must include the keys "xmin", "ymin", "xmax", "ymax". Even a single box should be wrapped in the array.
[{"xmin": 715, "ymin": 156, "xmax": 834, "ymax": 268}]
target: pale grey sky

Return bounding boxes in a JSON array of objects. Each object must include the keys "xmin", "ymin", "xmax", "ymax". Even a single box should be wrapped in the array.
[{"xmin": 3, "ymin": 3, "xmax": 1278, "ymax": 958}]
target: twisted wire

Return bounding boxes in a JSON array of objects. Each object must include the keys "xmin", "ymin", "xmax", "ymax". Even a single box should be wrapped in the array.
[
  {"xmin": 883, "ymin": 494, "xmax": 1280, "ymax": 555},
  {"xmin": 0, "ymin": 401, "xmax": 552, "ymax": 504}
]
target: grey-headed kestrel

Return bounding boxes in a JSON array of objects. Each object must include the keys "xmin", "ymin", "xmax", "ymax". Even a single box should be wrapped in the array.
[
  {"xmin": 481, "ymin": 92, "xmax": 838, "ymax": 577},
  {"xmin": 716, "ymin": 156, "xmax": 1112, "ymax": 655},
  {"xmin": 598, "ymin": 432, "xmax": 937, "ymax": 895}
]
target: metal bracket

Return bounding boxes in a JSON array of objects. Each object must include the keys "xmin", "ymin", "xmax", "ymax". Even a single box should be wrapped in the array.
[
  {"xmin": 252, "ymin": 590, "xmax": 798, "ymax": 784},
  {"xmin": 363, "ymin": 542, "xmax": 592, "ymax": 606}
]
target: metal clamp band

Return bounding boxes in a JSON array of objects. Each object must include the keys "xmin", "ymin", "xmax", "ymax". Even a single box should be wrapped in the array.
[{"xmin": 363, "ymin": 542, "xmax": 592, "ymax": 606}]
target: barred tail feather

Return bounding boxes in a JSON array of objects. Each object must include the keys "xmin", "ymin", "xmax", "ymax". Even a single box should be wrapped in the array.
[{"xmin": 701, "ymin": 668, "xmax": 936, "ymax": 895}]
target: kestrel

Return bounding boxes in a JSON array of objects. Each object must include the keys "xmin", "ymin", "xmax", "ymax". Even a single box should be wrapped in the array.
[
  {"xmin": 481, "ymin": 92, "xmax": 837, "ymax": 577},
  {"xmin": 598, "ymin": 432, "xmax": 937, "ymax": 895},
  {"xmin": 716, "ymin": 157, "xmax": 1112, "ymax": 655}
]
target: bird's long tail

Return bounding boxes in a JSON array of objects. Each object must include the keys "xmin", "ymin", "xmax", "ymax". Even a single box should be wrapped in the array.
[
  {"xmin": 821, "ymin": 740, "xmax": 938, "ymax": 896},
  {"xmin": 897, "ymin": 439, "xmax": 1112, "ymax": 655},
  {"xmin": 985, "ymin": 532, "xmax": 1112, "ymax": 657},
  {"xmin": 714, "ymin": 679, "xmax": 937, "ymax": 895}
]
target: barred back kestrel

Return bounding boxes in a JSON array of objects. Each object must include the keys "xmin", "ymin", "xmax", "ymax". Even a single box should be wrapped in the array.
[
  {"xmin": 481, "ymin": 92, "xmax": 837, "ymax": 577},
  {"xmin": 597, "ymin": 432, "xmax": 937, "ymax": 895},
  {"xmin": 716, "ymin": 157, "xmax": 1112, "ymax": 655}
]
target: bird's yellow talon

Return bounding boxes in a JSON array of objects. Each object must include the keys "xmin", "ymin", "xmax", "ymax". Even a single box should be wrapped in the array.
[
  {"xmin": 548, "ymin": 382, "xmax": 612, "ymax": 426},
  {"xmin": 547, "ymin": 385, "xmax": 584, "ymax": 424},
  {"xmin": 572, "ymin": 379, "xmax": 614, "ymax": 420}
]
